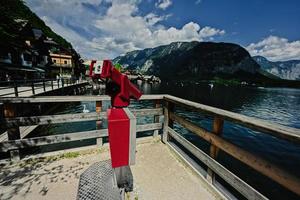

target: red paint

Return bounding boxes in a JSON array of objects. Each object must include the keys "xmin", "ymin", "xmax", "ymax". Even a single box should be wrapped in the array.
[
  {"xmin": 101, "ymin": 60, "xmax": 142, "ymax": 107},
  {"xmin": 89, "ymin": 60, "xmax": 96, "ymax": 77},
  {"xmin": 89, "ymin": 60, "xmax": 102, "ymax": 79},
  {"xmin": 108, "ymin": 108, "xmax": 130, "ymax": 168}
]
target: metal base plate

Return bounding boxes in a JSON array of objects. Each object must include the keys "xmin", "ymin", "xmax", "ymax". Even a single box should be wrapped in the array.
[{"xmin": 77, "ymin": 160, "xmax": 122, "ymax": 200}]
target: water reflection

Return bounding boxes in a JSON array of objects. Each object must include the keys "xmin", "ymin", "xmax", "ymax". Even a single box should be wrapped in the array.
[{"xmin": 145, "ymin": 82, "xmax": 300, "ymax": 128}]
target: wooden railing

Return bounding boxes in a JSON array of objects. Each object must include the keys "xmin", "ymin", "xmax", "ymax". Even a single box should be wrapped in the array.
[
  {"xmin": 0, "ymin": 95, "xmax": 164, "ymax": 159},
  {"xmin": 0, "ymin": 94, "xmax": 300, "ymax": 199},
  {"xmin": 0, "ymin": 78, "xmax": 85, "ymax": 97},
  {"xmin": 162, "ymin": 95, "xmax": 300, "ymax": 199}
]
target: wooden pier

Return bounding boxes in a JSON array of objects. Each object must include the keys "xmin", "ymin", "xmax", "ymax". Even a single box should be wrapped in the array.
[
  {"xmin": 0, "ymin": 94, "xmax": 299, "ymax": 199},
  {"xmin": 0, "ymin": 78, "xmax": 89, "ymax": 143},
  {"xmin": 0, "ymin": 79, "xmax": 88, "ymax": 97}
]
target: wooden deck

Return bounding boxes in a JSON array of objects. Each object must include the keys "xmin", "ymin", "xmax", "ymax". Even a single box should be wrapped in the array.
[
  {"xmin": 0, "ymin": 139, "xmax": 221, "ymax": 200},
  {"xmin": 0, "ymin": 79, "xmax": 88, "ymax": 97}
]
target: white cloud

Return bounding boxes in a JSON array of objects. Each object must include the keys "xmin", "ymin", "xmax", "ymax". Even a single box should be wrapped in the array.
[
  {"xmin": 199, "ymin": 26, "xmax": 225, "ymax": 38},
  {"xmin": 144, "ymin": 13, "xmax": 171, "ymax": 26},
  {"xmin": 25, "ymin": 0, "xmax": 225, "ymax": 59},
  {"xmin": 41, "ymin": 16, "xmax": 112, "ymax": 59},
  {"xmin": 155, "ymin": 0, "xmax": 172, "ymax": 10},
  {"xmin": 195, "ymin": 0, "xmax": 202, "ymax": 5},
  {"xmin": 246, "ymin": 36, "xmax": 300, "ymax": 61}
]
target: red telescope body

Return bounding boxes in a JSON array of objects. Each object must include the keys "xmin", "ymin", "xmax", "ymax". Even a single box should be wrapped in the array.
[
  {"xmin": 101, "ymin": 60, "xmax": 142, "ymax": 169},
  {"xmin": 101, "ymin": 60, "xmax": 142, "ymax": 107},
  {"xmin": 89, "ymin": 60, "xmax": 96, "ymax": 77}
]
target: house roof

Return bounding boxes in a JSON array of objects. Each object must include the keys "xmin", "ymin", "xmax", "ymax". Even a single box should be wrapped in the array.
[
  {"xmin": 44, "ymin": 40, "xmax": 58, "ymax": 45},
  {"xmin": 32, "ymin": 28, "xmax": 43, "ymax": 40},
  {"xmin": 14, "ymin": 19, "xmax": 29, "ymax": 28},
  {"xmin": 50, "ymin": 53, "xmax": 72, "ymax": 59}
]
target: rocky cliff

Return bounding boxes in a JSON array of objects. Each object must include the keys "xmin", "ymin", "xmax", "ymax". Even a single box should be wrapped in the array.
[
  {"xmin": 253, "ymin": 56, "xmax": 300, "ymax": 80},
  {"xmin": 114, "ymin": 41, "xmax": 261, "ymax": 81}
]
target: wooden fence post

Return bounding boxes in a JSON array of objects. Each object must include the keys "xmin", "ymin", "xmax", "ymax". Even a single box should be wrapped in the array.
[
  {"xmin": 153, "ymin": 99, "xmax": 160, "ymax": 137},
  {"xmin": 43, "ymin": 79, "xmax": 46, "ymax": 92},
  {"xmin": 3, "ymin": 103, "xmax": 21, "ymax": 161},
  {"xmin": 162, "ymin": 101, "xmax": 174, "ymax": 143},
  {"xmin": 31, "ymin": 81, "xmax": 35, "ymax": 95},
  {"xmin": 207, "ymin": 117, "xmax": 224, "ymax": 184},
  {"xmin": 61, "ymin": 79, "xmax": 65, "ymax": 94},
  {"xmin": 13, "ymin": 82, "xmax": 18, "ymax": 97},
  {"xmin": 51, "ymin": 80, "xmax": 54, "ymax": 90},
  {"xmin": 96, "ymin": 101, "xmax": 103, "ymax": 146}
]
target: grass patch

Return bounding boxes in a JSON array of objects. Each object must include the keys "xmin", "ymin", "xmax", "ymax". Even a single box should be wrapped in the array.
[{"xmin": 60, "ymin": 152, "xmax": 80, "ymax": 159}]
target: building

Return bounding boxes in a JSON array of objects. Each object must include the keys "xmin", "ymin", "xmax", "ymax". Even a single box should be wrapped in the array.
[
  {"xmin": 0, "ymin": 19, "xmax": 50, "ymax": 80},
  {"xmin": 0, "ymin": 18, "xmax": 83, "ymax": 81},
  {"xmin": 49, "ymin": 53, "xmax": 74, "ymax": 76}
]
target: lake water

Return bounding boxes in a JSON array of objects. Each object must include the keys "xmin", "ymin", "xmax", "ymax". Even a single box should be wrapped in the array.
[{"xmin": 29, "ymin": 82, "xmax": 300, "ymax": 199}]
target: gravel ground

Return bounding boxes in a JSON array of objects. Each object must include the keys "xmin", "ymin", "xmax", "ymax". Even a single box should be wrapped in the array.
[{"xmin": 0, "ymin": 139, "xmax": 218, "ymax": 200}]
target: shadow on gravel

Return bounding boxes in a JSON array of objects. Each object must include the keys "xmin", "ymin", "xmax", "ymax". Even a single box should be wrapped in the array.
[{"xmin": 0, "ymin": 157, "xmax": 90, "ymax": 200}]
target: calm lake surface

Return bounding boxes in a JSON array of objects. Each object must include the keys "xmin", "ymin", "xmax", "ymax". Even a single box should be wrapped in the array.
[{"xmin": 30, "ymin": 82, "xmax": 300, "ymax": 199}]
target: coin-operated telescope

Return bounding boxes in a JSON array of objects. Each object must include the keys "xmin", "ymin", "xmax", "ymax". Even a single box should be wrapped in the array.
[
  {"xmin": 77, "ymin": 60, "xmax": 142, "ymax": 199},
  {"xmin": 101, "ymin": 60, "xmax": 142, "ymax": 191}
]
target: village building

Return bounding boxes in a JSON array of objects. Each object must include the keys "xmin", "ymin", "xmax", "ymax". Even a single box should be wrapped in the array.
[
  {"xmin": 49, "ymin": 52, "xmax": 74, "ymax": 77},
  {"xmin": 0, "ymin": 19, "xmax": 84, "ymax": 82},
  {"xmin": 0, "ymin": 19, "xmax": 50, "ymax": 80}
]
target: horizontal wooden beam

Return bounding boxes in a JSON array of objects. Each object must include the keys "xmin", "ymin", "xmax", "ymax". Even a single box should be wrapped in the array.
[
  {"xmin": 0, "ymin": 130, "xmax": 107, "ymax": 152},
  {"xmin": 0, "ymin": 123, "xmax": 162, "ymax": 152},
  {"xmin": 136, "ymin": 123, "xmax": 162, "ymax": 132},
  {"xmin": 131, "ymin": 108, "xmax": 163, "ymax": 117},
  {"xmin": 169, "ymin": 112, "xmax": 300, "ymax": 196},
  {"xmin": 168, "ymin": 127, "xmax": 267, "ymax": 200},
  {"xmin": 0, "ymin": 95, "xmax": 109, "ymax": 103},
  {"xmin": 1, "ymin": 108, "xmax": 163, "ymax": 127},
  {"xmin": 0, "ymin": 94, "xmax": 165, "ymax": 103},
  {"xmin": 3, "ymin": 112, "xmax": 104, "ymax": 127},
  {"xmin": 164, "ymin": 95, "xmax": 300, "ymax": 143}
]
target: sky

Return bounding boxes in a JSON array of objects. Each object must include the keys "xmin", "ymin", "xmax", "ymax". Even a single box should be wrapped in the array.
[{"xmin": 24, "ymin": 0, "xmax": 300, "ymax": 61}]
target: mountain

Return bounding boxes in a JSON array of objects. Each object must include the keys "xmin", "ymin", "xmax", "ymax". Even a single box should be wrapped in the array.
[
  {"xmin": 114, "ymin": 41, "xmax": 261, "ymax": 81},
  {"xmin": 253, "ymin": 56, "xmax": 300, "ymax": 80},
  {"xmin": 0, "ymin": 0, "xmax": 72, "ymax": 48}
]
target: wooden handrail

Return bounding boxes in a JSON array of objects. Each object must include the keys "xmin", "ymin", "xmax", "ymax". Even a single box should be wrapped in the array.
[
  {"xmin": 168, "ymin": 127, "xmax": 268, "ymax": 200},
  {"xmin": 169, "ymin": 112, "xmax": 300, "ymax": 196},
  {"xmin": 0, "ymin": 94, "xmax": 165, "ymax": 103},
  {"xmin": 1, "ymin": 108, "xmax": 163, "ymax": 127},
  {"xmin": 164, "ymin": 95, "xmax": 300, "ymax": 143},
  {"xmin": 0, "ymin": 123, "xmax": 162, "ymax": 152}
]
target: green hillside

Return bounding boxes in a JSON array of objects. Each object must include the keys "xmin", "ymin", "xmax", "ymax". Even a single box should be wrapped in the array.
[{"xmin": 0, "ymin": 0, "xmax": 72, "ymax": 48}]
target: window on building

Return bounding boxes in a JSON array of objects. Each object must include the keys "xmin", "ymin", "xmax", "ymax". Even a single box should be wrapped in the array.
[
  {"xmin": 64, "ymin": 60, "xmax": 67, "ymax": 64},
  {"xmin": 53, "ymin": 59, "xmax": 56, "ymax": 63},
  {"xmin": 23, "ymin": 53, "xmax": 31, "ymax": 61}
]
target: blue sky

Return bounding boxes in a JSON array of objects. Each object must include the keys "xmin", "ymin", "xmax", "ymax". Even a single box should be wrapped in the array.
[{"xmin": 25, "ymin": 0, "xmax": 300, "ymax": 61}]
